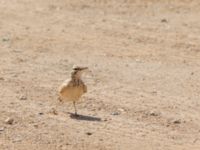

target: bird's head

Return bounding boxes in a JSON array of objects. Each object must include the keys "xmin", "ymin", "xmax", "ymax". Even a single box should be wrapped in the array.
[{"xmin": 71, "ymin": 65, "xmax": 89, "ymax": 78}]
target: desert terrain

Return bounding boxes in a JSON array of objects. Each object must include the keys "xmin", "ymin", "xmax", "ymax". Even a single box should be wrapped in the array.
[{"xmin": 0, "ymin": 0, "xmax": 200, "ymax": 149}]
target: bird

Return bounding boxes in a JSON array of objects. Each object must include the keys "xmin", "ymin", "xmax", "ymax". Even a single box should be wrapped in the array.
[{"xmin": 58, "ymin": 66, "xmax": 89, "ymax": 116}]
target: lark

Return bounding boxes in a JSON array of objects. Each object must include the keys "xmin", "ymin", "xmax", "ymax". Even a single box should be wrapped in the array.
[{"xmin": 58, "ymin": 66, "xmax": 88, "ymax": 116}]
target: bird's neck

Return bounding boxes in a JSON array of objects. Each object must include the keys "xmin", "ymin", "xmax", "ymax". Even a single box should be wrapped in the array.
[
  {"xmin": 71, "ymin": 76, "xmax": 82, "ymax": 86},
  {"xmin": 71, "ymin": 71, "xmax": 83, "ymax": 84},
  {"xmin": 71, "ymin": 75, "xmax": 82, "ymax": 82}
]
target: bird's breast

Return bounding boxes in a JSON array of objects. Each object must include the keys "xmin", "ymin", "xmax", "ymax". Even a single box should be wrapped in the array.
[{"xmin": 59, "ymin": 85, "xmax": 86, "ymax": 101}]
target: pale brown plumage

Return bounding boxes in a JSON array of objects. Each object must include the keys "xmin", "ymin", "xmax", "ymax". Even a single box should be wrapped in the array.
[{"xmin": 58, "ymin": 66, "xmax": 88, "ymax": 115}]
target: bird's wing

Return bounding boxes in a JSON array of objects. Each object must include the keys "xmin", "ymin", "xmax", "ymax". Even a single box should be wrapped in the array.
[
  {"xmin": 83, "ymin": 83, "xmax": 87, "ymax": 93},
  {"xmin": 58, "ymin": 79, "xmax": 73, "ymax": 93}
]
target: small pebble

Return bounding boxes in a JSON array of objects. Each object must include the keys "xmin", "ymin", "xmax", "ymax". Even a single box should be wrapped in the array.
[
  {"xmin": 0, "ymin": 127, "xmax": 4, "ymax": 131},
  {"xmin": 173, "ymin": 119, "xmax": 181, "ymax": 124},
  {"xmin": 50, "ymin": 108, "xmax": 58, "ymax": 115},
  {"xmin": 161, "ymin": 19, "xmax": 168, "ymax": 23},
  {"xmin": 135, "ymin": 58, "xmax": 141, "ymax": 63},
  {"xmin": 103, "ymin": 118, "xmax": 108, "ymax": 122},
  {"xmin": 86, "ymin": 132, "xmax": 92, "ymax": 136},
  {"xmin": 2, "ymin": 38, "xmax": 9, "ymax": 42},
  {"xmin": 19, "ymin": 95, "xmax": 27, "ymax": 100},
  {"xmin": 111, "ymin": 112, "xmax": 120, "ymax": 116},
  {"xmin": 5, "ymin": 118, "xmax": 14, "ymax": 125},
  {"xmin": 118, "ymin": 108, "xmax": 125, "ymax": 112},
  {"xmin": 38, "ymin": 112, "xmax": 44, "ymax": 115},
  {"xmin": 149, "ymin": 111, "xmax": 159, "ymax": 116},
  {"xmin": 151, "ymin": 91, "xmax": 157, "ymax": 95},
  {"xmin": 33, "ymin": 124, "xmax": 39, "ymax": 128}
]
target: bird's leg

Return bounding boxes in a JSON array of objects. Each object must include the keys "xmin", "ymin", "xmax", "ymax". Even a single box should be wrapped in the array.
[{"xmin": 73, "ymin": 101, "xmax": 78, "ymax": 116}]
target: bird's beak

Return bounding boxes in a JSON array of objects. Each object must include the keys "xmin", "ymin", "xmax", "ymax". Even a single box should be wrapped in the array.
[{"xmin": 82, "ymin": 67, "xmax": 89, "ymax": 70}]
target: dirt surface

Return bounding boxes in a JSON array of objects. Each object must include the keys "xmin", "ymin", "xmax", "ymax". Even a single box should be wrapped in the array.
[{"xmin": 1, "ymin": 0, "xmax": 200, "ymax": 149}]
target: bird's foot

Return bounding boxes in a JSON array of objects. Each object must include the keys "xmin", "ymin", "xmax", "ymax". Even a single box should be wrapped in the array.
[
  {"xmin": 74, "ymin": 113, "xmax": 79, "ymax": 117},
  {"xmin": 69, "ymin": 112, "xmax": 79, "ymax": 118}
]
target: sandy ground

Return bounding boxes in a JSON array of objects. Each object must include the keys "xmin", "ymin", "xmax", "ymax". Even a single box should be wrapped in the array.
[{"xmin": 0, "ymin": 0, "xmax": 200, "ymax": 149}]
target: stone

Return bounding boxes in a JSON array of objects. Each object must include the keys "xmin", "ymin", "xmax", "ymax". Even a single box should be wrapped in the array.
[
  {"xmin": 86, "ymin": 132, "xmax": 92, "ymax": 136},
  {"xmin": 50, "ymin": 108, "xmax": 58, "ymax": 115},
  {"xmin": 19, "ymin": 95, "xmax": 27, "ymax": 100},
  {"xmin": 161, "ymin": 19, "xmax": 168, "ymax": 23},
  {"xmin": 38, "ymin": 112, "xmax": 44, "ymax": 115},
  {"xmin": 118, "ymin": 108, "xmax": 125, "ymax": 112},
  {"xmin": 111, "ymin": 112, "xmax": 120, "ymax": 116},
  {"xmin": 0, "ymin": 127, "xmax": 4, "ymax": 131},
  {"xmin": 149, "ymin": 111, "xmax": 159, "ymax": 116},
  {"xmin": 2, "ymin": 38, "xmax": 9, "ymax": 42},
  {"xmin": 5, "ymin": 118, "xmax": 14, "ymax": 125},
  {"xmin": 173, "ymin": 119, "xmax": 181, "ymax": 124}
]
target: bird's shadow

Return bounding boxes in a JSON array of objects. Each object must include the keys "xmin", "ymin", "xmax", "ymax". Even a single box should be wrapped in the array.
[{"xmin": 68, "ymin": 112, "xmax": 101, "ymax": 122}]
